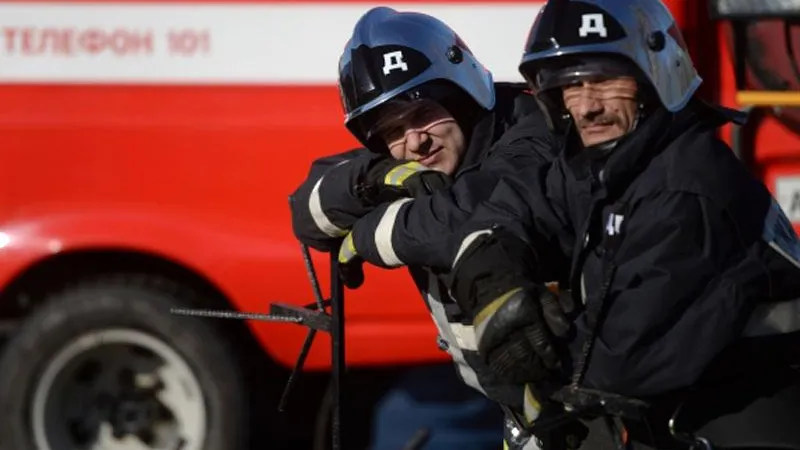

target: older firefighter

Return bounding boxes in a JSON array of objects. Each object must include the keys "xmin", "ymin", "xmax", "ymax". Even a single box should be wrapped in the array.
[{"xmin": 441, "ymin": 0, "xmax": 800, "ymax": 448}]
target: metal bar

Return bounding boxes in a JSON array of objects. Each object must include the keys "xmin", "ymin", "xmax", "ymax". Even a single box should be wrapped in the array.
[
  {"xmin": 269, "ymin": 303, "xmax": 332, "ymax": 331},
  {"xmin": 731, "ymin": 20, "xmax": 748, "ymax": 91},
  {"xmin": 736, "ymin": 90, "xmax": 800, "ymax": 106},
  {"xmin": 301, "ymin": 242, "xmax": 327, "ymax": 311},
  {"xmin": 330, "ymin": 251, "xmax": 345, "ymax": 450},
  {"xmin": 708, "ymin": 0, "xmax": 800, "ymax": 20},
  {"xmin": 277, "ymin": 329, "xmax": 317, "ymax": 412},
  {"xmin": 169, "ymin": 307, "xmax": 302, "ymax": 323}
]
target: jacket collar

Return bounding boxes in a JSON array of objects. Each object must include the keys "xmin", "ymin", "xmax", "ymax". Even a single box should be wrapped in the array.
[{"xmin": 454, "ymin": 108, "xmax": 503, "ymax": 176}]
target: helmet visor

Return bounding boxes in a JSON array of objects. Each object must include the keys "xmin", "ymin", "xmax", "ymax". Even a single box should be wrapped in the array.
[{"xmin": 528, "ymin": 54, "xmax": 639, "ymax": 93}]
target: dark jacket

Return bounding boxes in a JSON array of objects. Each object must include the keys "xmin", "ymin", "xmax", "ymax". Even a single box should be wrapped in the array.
[{"xmin": 448, "ymin": 101, "xmax": 800, "ymax": 399}]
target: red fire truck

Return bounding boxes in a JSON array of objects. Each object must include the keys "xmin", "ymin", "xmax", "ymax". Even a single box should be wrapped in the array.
[{"xmin": 0, "ymin": 0, "xmax": 797, "ymax": 449}]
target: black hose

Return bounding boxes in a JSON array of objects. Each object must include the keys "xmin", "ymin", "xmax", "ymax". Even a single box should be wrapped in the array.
[{"xmin": 313, "ymin": 380, "xmax": 335, "ymax": 450}]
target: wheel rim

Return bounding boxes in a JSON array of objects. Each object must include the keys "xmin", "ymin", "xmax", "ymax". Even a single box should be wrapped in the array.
[{"xmin": 31, "ymin": 328, "xmax": 207, "ymax": 450}]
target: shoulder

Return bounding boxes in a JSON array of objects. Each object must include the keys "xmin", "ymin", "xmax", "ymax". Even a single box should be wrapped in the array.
[{"xmin": 647, "ymin": 124, "xmax": 772, "ymax": 230}]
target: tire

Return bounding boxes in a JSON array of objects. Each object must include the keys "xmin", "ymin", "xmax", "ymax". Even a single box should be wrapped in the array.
[{"xmin": 0, "ymin": 274, "xmax": 250, "ymax": 450}]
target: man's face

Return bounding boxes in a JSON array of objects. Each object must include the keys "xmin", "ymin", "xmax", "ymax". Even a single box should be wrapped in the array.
[
  {"xmin": 561, "ymin": 76, "xmax": 639, "ymax": 147},
  {"xmin": 375, "ymin": 100, "xmax": 466, "ymax": 176}
]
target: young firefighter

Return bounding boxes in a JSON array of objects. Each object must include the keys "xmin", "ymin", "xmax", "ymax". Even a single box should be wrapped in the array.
[{"xmin": 289, "ymin": 7, "xmax": 563, "ymax": 449}]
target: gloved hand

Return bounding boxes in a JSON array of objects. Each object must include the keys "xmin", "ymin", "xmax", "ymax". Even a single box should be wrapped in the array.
[
  {"xmin": 341, "ymin": 158, "xmax": 452, "ymax": 289},
  {"xmin": 473, "ymin": 285, "xmax": 573, "ymax": 384},
  {"xmin": 448, "ymin": 227, "xmax": 574, "ymax": 384},
  {"xmin": 357, "ymin": 159, "xmax": 452, "ymax": 206}
]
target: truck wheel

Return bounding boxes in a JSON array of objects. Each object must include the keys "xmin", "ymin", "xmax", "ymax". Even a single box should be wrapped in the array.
[{"xmin": 0, "ymin": 275, "xmax": 249, "ymax": 450}]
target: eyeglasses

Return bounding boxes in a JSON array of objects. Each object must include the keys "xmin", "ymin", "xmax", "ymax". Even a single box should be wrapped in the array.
[{"xmin": 369, "ymin": 99, "xmax": 452, "ymax": 145}]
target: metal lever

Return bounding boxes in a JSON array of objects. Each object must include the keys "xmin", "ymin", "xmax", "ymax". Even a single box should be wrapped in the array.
[
  {"xmin": 277, "ymin": 240, "xmax": 331, "ymax": 411},
  {"xmin": 171, "ymin": 237, "xmax": 347, "ymax": 450},
  {"xmin": 514, "ymin": 386, "xmax": 650, "ymax": 436},
  {"xmin": 551, "ymin": 386, "xmax": 649, "ymax": 420}
]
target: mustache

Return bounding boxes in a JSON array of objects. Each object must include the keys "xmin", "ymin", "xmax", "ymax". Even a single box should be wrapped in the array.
[{"xmin": 576, "ymin": 115, "xmax": 620, "ymax": 128}]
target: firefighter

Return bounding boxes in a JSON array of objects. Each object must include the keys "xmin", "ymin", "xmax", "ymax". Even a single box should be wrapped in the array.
[
  {"xmin": 440, "ymin": 0, "xmax": 800, "ymax": 448},
  {"xmin": 289, "ymin": 6, "xmax": 561, "ymax": 448}
]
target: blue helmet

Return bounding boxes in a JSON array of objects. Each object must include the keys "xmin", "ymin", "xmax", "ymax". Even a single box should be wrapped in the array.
[
  {"xmin": 338, "ymin": 7, "xmax": 495, "ymax": 151},
  {"xmin": 518, "ymin": 0, "xmax": 701, "ymax": 130}
]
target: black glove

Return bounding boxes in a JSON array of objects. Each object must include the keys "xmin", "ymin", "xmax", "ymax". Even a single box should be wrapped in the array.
[
  {"xmin": 449, "ymin": 227, "xmax": 573, "ymax": 384},
  {"xmin": 357, "ymin": 158, "xmax": 452, "ymax": 206},
  {"xmin": 473, "ymin": 285, "xmax": 571, "ymax": 383},
  {"xmin": 339, "ymin": 258, "xmax": 365, "ymax": 289}
]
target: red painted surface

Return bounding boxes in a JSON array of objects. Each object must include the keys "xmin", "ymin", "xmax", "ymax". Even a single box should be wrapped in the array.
[{"xmin": 0, "ymin": 83, "xmax": 436, "ymax": 369}]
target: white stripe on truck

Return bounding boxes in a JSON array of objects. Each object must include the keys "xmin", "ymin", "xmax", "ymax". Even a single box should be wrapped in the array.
[{"xmin": 0, "ymin": 2, "xmax": 543, "ymax": 84}]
